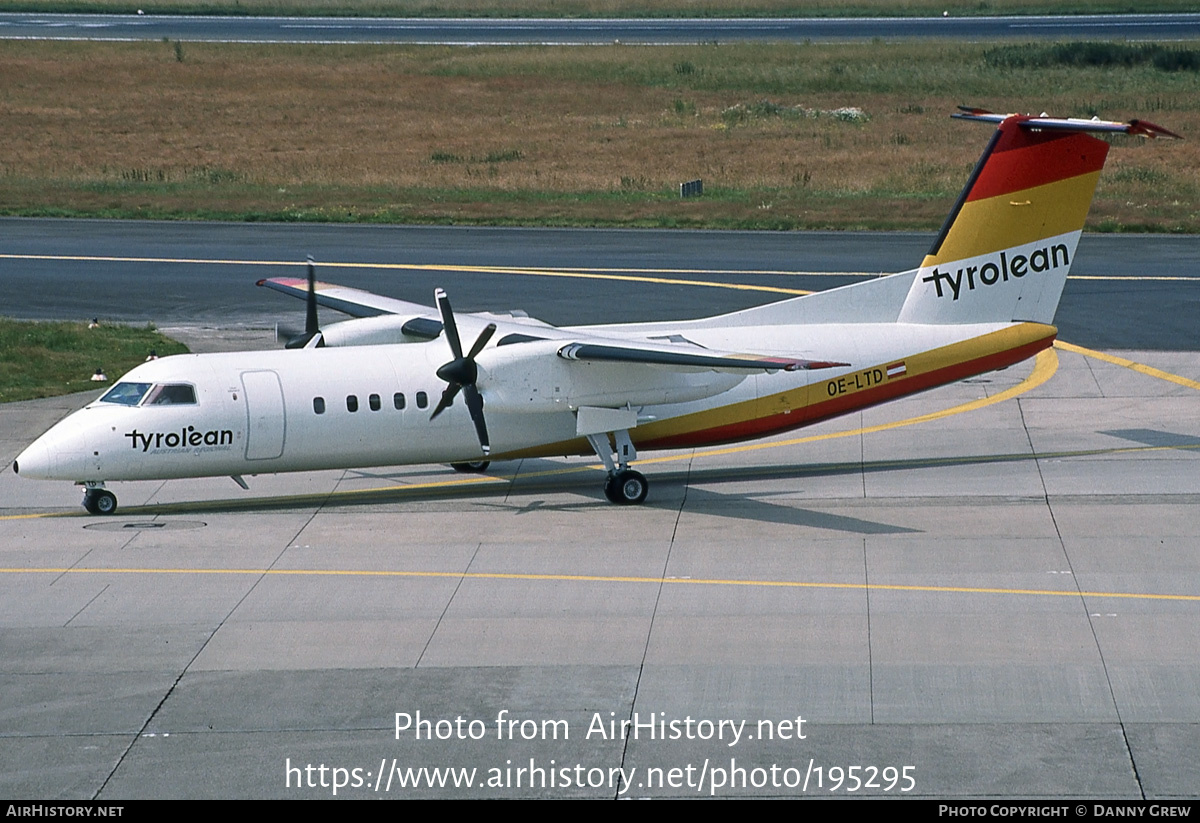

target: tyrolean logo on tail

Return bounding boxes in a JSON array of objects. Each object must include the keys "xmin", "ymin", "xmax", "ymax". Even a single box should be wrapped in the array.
[{"xmin": 922, "ymin": 243, "xmax": 1070, "ymax": 301}]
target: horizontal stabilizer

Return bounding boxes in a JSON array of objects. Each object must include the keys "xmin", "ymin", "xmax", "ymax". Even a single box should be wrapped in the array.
[{"xmin": 953, "ymin": 107, "xmax": 1182, "ymax": 139}]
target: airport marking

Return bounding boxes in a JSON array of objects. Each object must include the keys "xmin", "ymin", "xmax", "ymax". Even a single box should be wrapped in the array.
[
  {"xmin": 5, "ymin": 252, "xmax": 1199, "ymax": 296},
  {"xmin": 1, "ymin": 564, "xmax": 1197, "ymax": 603},
  {"xmin": 0, "ymin": 253, "xmax": 813, "ymax": 296},
  {"xmin": 1054, "ymin": 340, "xmax": 1200, "ymax": 392}
]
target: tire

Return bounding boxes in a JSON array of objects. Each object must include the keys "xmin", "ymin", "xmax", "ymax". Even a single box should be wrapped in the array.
[
  {"xmin": 450, "ymin": 461, "xmax": 491, "ymax": 473},
  {"xmin": 603, "ymin": 474, "xmax": 621, "ymax": 503},
  {"xmin": 83, "ymin": 489, "xmax": 118, "ymax": 515},
  {"xmin": 609, "ymin": 469, "xmax": 648, "ymax": 505}
]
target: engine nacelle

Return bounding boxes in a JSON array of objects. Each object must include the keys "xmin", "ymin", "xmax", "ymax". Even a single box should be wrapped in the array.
[{"xmin": 320, "ymin": 315, "xmax": 438, "ymax": 347}]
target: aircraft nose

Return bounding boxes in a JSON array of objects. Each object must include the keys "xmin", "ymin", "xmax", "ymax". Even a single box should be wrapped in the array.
[
  {"xmin": 13, "ymin": 439, "xmax": 53, "ymax": 479},
  {"xmin": 13, "ymin": 441, "xmax": 46, "ymax": 479},
  {"xmin": 13, "ymin": 419, "xmax": 97, "ymax": 481}
]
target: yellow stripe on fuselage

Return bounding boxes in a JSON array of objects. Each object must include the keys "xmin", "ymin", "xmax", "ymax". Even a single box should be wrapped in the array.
[
  {"xmin": 923, "ymin": 171, "xmax": 1101, "ymax": 267},
  {"xmin": 496, "ymin": 322, "xmax": 1055, "ymax": 459}
]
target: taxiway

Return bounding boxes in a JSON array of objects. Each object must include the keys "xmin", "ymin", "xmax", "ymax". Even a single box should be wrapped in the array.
[{"xmin": 2, "ymin": 326, "xmax": 1199, "ymax": 797}]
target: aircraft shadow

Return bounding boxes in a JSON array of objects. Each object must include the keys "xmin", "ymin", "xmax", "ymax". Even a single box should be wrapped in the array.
[
  {"xmin": 1099, "ymin": 428, "xmax": 1200, "ymax": 451},
  {"xmin": 115, "ymin": 444, "xmax": 1107, "ymax": 523}
]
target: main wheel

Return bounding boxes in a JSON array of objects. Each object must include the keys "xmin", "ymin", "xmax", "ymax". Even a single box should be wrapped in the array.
[
  {"xmin": 607, "ymin": 469, "xmax": 648, "ymax": 505},
  {"xmin": 450, "ymin": 461, "xmax": 491, "ymax": 473},
  {"xmin": 83, "ymin": 489, "xmax": 118, "ymax": 515},
  {"xmin": 603, "ymin": 473, "xmax": 621, "ymax": 503}
]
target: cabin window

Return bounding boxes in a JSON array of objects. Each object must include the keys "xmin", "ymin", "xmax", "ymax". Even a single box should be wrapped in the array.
[
  {"xmin": 346, "ymin": 395, "xmax": 358, "ymax": 413},
  {"xmin": 145, "ymin": 383, "xmax": 197, "ymax": 405},
  {"xmin": 416, "ymin": 391, "xmax": 428, "ymax": 409},
  {"xmin": 99, "ymin": 382, "xmax": 152, "ymax": 406},
  {"xmin": 313, "ymin": 397, "xmax": 325, "ymax": 415},
  {"xmin": 369, "ymin": 393, "xmax": 381, "ymax": 412},
  {"xmin": 393, "ymin": 392, "xmax": 406, "ymax": 410}
]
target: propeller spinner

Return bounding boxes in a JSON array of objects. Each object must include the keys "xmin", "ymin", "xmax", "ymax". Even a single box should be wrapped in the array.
[{"xmin": 430, "ymin": 288, "xmax": 496, "ymax": 454}]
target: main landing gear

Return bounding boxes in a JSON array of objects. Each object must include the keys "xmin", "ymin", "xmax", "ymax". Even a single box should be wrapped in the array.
[
  {"xmin": 81, "ymin": 482, "xmax": 117, "ymax": 515},
  {"xmin": 587, "ymin": 430, "xmax": 648, "ymax": 505},
  {"xmin": 450, "ymin": 461, "xmax": 491, "ymax": 473},
  {"xmin": 604, "ymin": 468, "xmax": 648, "ymax": 505}
]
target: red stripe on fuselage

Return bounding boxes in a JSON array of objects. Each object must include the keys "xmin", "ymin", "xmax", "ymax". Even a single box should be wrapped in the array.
[{"xmin": 637, "ymin": 332, "xmax": 1055, "ymax": 450}]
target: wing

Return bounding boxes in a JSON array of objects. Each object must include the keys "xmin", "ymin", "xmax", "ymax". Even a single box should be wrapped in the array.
[
  {"xmin": 257, "ymin": 277, "xmax": 426, "ymax": 318},
  {"xmin": 480, "ymin": 332, "xmax": 847, "ymax": 414},
  {"xmin": 259, "ymin": 278, "xmax": 849, "ymax": 375},
  {"xmin": 556, "ymin": 341, "xmax": 846, "ymax": 373}
]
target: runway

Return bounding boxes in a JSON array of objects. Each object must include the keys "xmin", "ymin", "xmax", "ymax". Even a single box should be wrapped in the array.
[
  {"xmin": 2, "ymin": 226, "xmax": 1200, "ymax": 797},
  {"xmin": 3, "ymin": 12, "xmax": 1200, "ymax": 45}
]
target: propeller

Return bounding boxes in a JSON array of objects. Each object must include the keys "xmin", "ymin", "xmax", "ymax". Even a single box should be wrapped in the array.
[
  {"xmin": 284, "ymin": 256, "xmax": 325, "ymax": 349},
  {"xmin": 429, "ymin": 288, "xmax": 496, "ymax": 454}
]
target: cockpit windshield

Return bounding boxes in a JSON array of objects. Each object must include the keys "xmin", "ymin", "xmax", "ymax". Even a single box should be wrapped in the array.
[
  {"xmin": 99, "ymin": 382, "xmax": 197, "ymax": 406},
  {"xmin": 99, "ymin": 382, "xmax": 152, "ymax": 406},
  {"xmin": 145, "ymin": 384, "xmax": 197, "ymax": 405}
]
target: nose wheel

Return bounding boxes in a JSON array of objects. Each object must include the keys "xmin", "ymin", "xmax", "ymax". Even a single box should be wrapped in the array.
[{"xmin": 83, "ymin": 488, "xmax": 118, "ymax": 515}]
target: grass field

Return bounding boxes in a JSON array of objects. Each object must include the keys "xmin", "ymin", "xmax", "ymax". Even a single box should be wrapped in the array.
[
  {"xmin": 1, "ymin": 39, "xmax": 1196, "ymax": 231},
  {"xmin": 1, "ymin": 0, "xmax": 1195, "ymax": 18},
  {"xmin": 0, "ymin": 319, "xmax": 189, "ymax": 403}
]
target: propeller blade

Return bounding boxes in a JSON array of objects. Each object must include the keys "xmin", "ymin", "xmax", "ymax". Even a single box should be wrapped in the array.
[
  {"xmin": 466, "ymin": 323, "xmax": 497, "ymax": 360},
  {"xmin": 276, "ymin": 323, "xmax": 303, "ymax": 343},
  {"xmin": 305, "ymin": 256, "xmax": 319, "ymax": 337},
  {"xmin": 430, "ymin": 383, "xmax": 461, "ymax": 421},
  {"xmin": 434, "ymin": 288, "xmax": 463, "ymax": 359},
  {"xmin": 463, "ymin": 384, "xmax": 490, "ymax": 454},
  {"xmin": 285, "ymin": 256, "xmax": 325, "ymax": 349}
]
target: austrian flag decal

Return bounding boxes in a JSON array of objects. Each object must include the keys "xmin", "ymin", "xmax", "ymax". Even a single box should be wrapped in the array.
[{"xmin": 886, "ymin": 362, "xmax": 907, "ymax": 379}]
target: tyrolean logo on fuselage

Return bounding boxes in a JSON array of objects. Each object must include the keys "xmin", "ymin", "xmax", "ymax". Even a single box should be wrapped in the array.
[{"xmin": 125, "ymin": 427, "xmax": 234, "ymax": 453}]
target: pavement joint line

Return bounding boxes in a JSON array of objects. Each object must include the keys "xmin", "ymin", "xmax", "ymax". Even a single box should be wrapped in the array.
[
  {"xmin": 1, "ymin": 565, "xmax": 1197, "ymax": 603},
  {"xmin": 1054, "ymin": 340, "xmax": 1200, "ymax": 391}
]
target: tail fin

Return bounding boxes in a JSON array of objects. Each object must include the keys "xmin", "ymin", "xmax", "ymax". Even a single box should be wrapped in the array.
[{"xmin": 898, "ymin": 110, "xmax": 1179, "ymax": 325}]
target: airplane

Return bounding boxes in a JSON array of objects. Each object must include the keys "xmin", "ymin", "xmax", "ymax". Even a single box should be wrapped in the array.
[{"xmin": 12, "ymin": 108, "xmax": 1180, "ymax": 515}]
